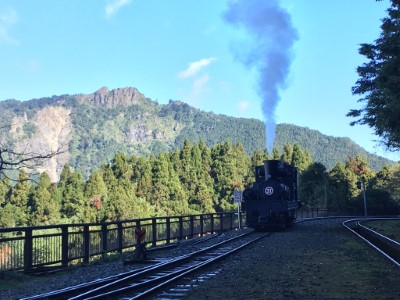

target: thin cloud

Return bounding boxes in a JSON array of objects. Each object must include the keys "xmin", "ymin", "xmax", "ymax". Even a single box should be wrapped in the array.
[
  {"xmin": 192, "ymin": 74, "xmax": 210, "ymax": 97},
  {"xmin": 178, "ymin": 57, "xmax": 216, "ymax": 79},
  {"xmin": 238, "ymin": 100, "xmax": 250, "ymax": 114},
  {"xmin": 105, "ymin": 0, "xmax": 132, "ymax": 19},
  {"xmin": 0, "ymin": 8, "xmax": 18, "ymax": 44}
]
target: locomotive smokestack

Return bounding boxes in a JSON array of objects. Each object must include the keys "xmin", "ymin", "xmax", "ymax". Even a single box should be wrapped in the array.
[{"xmin": 223, "ymin": 0, "xmax": 298, "ymax": 152}]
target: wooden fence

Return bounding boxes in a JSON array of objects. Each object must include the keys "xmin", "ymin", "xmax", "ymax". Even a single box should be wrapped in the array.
[{"xmin": 0, "ymin": 212, "xmax": 241, "ymax": 272}]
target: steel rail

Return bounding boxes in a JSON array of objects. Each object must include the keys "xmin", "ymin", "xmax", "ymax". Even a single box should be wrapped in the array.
[
  {"xmin": 18, "ymin": 231, "xmax": 255, "ymax": 300},
  {"xmin": 343, "ymin": 218, "xmax": 400, "ymax": 268},
  {"xmin": 80, "ymin": 231, "xmax": 269, "ymax": 300},
  {"xmin": 70, "ymin": 231, "xmax": 258, "ymax": 300},
  {"xmin": 128, "ymin": 232, "xmax": 270, "ymax": 300}
]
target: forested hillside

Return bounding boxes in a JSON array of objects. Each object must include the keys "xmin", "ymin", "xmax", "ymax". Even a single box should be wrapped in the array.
[
  {"xmin": 1, "ymin": 140, "xmax": 399, "ymax": 228},
  {"xmin": 0, "ymin": 86, "xmax": 393, "ymax": 181},
  {"xmin": 275, "ymin": 124, "xmax": 391, "ymax": 171}
]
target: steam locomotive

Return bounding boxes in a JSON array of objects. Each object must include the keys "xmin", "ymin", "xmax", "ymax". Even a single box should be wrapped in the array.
[{"xmin": 242, "ymin": 160, "xmax": 300, "ymax": 229}]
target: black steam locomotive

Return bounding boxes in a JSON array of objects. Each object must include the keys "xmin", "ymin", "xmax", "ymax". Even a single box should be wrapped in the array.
[{"xmin": 242, "ymin": 160, "xmax": 300, "ymax": 229}]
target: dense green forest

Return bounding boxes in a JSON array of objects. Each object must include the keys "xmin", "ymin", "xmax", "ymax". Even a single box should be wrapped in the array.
[
  {"xmin": 0, "ymin": 140, "xmax": 399, "ymax": 228},
  {"xmin": 0, "ymin": 87, "xmax": 393, "ymax": 182}
]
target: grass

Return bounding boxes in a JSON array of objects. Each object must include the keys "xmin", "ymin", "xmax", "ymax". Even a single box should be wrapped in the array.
[{"xmin": 363, "ymin": 220, "xmax": 400, "ymax": 241}]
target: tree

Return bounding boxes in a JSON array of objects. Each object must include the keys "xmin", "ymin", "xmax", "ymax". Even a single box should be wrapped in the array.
[
  {"xmin": 291, "ymin": 143, "xmax": 312, "ymax": 173},
  {"xmin": 328, "ymin": 162, "xmax": 356, "ymax": 209},
  {"xmin": 84, "ymin": 170, "xmax": 108, "ymax": 222},
  {"xmin": 6, "ymin": 171, "xmax": 31, "ymax": 226},
  {"xmin": 348, "ymin": 0, "xmax": 400, "ymax": 150},
  {"xmin": 0, "ymin": 177, "xmax": 10, "ymax": 205},
  {"xmin": 300, "ymin": 163, "xmax": 328, "ymax": 208},
  {"xmin": 59, "ymin": 167, "xmax": 86, "ymax": 222},
  {"xmin": 29, "ymin": 172, "xmax": 60, "ymax": 225},
  {"xmin": 0, "ymin": 143, "xmax": 66, "ymax": 181},
  {"xmin": 281, "ymin": 144, "xmax": 293, "ymax": 164}
]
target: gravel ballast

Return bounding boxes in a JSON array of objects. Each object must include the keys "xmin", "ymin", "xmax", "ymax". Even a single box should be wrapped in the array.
[
  {"xmin": 1, "ymin": 218, "xmax": 400, "ymax": 299},
  {"xmin": 182, "ymin": 218, "xmax": 400, "ymax": 299}
]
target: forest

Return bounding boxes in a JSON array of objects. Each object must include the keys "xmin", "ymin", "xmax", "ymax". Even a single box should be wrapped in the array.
[{"xmin": 0, "ymin": 139, "xmax": 399, "ymax": 228}]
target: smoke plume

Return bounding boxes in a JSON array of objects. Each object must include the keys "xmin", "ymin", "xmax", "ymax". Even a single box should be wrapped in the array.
[{"xmin": 223, "ymin": 0, "xmax": 298, "ymax": 152}]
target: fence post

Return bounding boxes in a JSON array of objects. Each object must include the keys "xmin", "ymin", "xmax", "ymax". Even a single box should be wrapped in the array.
[
  {"xmin": 117, "ymin": 222, "xmax": 123, "ymax": 253},
  {"xmin": 220, "ymin": 214, "xmax": 224, "ymax": 233},
  {"xmin": 230, "ymin": 213, "xmax": 233, "ymax": 231},
  {"xmin": 61, "ymin": 225, "xmax": 69, "ymax": 268},
  {"xmin": 152, "ymin": 218, "xmax": 157, "ymax": 247},
  {"xmin": 178, "ymin": 216, "xmax": 183, "ymax": 241},
  {"xmin": 166, "ymin": 217, "xmax": 171, "ymax": 244},
  {"xmin": 190, "ymin": 215, "xmax": 194, "ymax": 238},
  {"xmin": 24, "ymin": 228, "xmax": 33, "ymax": 272},
  {"xmin": 210, "ymin": 214, "xmax": 214, "ymax": 234},
  {"xmin": 83, "ymin": 225, "xmax": 90, "ymax": 264},
  {"xmin": 101, "ymin": 223, "xmax": 108, "ymax": 255},
  {"xmin": 200, "ymin": 214, "xmax": 204, "ymax": 237}
]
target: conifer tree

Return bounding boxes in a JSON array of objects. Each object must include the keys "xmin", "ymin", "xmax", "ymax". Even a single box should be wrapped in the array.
[
  {"xmin": 166, "ymin": 156, "xmax": 190, "ymax": 215},
  {"xmin": 291, "ymin": 143, "xmax": 312, "ymax": 172},
  {"xmin": 250, "ymin": 149, "xmax": 268, "ymax": 168},
  {"xmin": 0, "ymin": 177, "xmax": 10, "ymax": 206},
  {"xmin": 349, "ymin": 0, "xmax": 400, "ymax": 150},
  {"xmin": 29, "ymin": 172, "xmax": 60, "ymax": 225},
  {"xmin": 281, "ymin": 144, "xmax": 293, "ymax": 164},
  {"xmin": 7, "ymin": 170, "xmax": 30, "ymax": 226},
  {"xmin": 84, "ymin": 170, "xmax": 108, "ymax": 222},
  {"xmin": 271, "ymin": 147, "xmax": 281, "ymax": 160},
  {"xmin": 112, "ymin": 152, "xmax": 133, "ymax": 180},
  {"xmin": 60, "ymin": 169, "xmax": 87, "ymax": 222},
  {"xmin": 102, "ymin": 183, "xmax": 136, "ymax": 221},
  {"xmin": 150, "ymin": 153, "xmax": 171, "ymax": 215},
  {"xmin": 211, "ymin": 141, "xmax": 238, "ymax": 211},
  {"xmin": 132, "ymin": 156, "xmax": 153, "ymax": 200}
]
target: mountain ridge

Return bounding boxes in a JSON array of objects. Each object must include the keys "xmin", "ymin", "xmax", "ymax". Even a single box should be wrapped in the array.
[{"xmin": 0, "ymin": 86, "xmax": 393, "ymax": 181}]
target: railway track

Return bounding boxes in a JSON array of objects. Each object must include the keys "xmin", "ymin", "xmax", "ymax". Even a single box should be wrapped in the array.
[
  {"xmin": 343, "ymin": 218, "xmax": 400, "ymax": 268},
  {"xmin": 19, "ymin": 230, "xmax": 269, "ymax": 300}
]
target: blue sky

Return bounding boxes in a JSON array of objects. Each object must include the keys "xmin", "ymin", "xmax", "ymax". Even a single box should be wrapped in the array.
[{"xmin": 0, "ymin": 0, "xmax": 398, "ymax": 161}]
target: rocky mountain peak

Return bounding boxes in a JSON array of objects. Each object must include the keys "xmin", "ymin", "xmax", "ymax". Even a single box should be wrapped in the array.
[{"xmin": 76, "ymin": 86, "xmax": 145, "ymax": 107}]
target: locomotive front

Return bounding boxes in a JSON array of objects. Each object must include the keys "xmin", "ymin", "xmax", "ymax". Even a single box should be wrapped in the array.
[{"xmin": 242, "ymin": 160, "xmax": 300, "ymax": 229}]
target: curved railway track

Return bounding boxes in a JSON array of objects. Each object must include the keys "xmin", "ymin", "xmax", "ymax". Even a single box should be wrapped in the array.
[
  {"xmin": 19, "ymin": 230, "xmax": 270, "ymax": 300},
  {"xmin": 343, "ymin": 218, "xmax": 400, "ymax": 268}
]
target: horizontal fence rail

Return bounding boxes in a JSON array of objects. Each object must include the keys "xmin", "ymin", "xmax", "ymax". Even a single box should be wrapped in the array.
[{"xmin": 0, "ymin": 212, "xmax": 242, "ymax": 272}]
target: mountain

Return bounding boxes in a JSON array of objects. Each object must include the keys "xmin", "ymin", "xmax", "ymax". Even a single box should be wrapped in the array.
[{"xmin": 0, "ymin": 87, "xmax": 393, "ymax": 181}]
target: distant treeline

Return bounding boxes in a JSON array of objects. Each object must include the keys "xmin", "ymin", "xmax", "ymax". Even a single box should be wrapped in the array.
[{"xmin": 0, "ymin": 140, "xmax": 399, "ymax": 228}]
